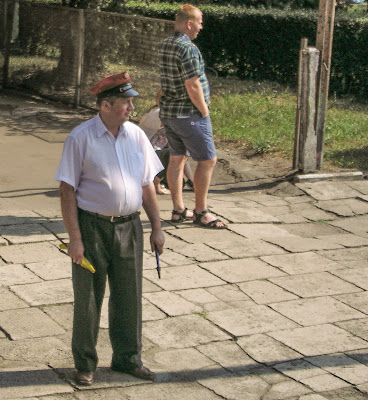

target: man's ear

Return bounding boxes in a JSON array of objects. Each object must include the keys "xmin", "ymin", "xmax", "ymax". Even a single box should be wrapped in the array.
[{"xmin": 102, "ymin": 99, "xmax": 111, "ymax": 111}]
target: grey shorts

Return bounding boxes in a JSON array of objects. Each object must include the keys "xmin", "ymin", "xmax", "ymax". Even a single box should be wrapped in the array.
[{"xmin": 161, "ymin": 115, "xmax": 216, "ymax": 162}]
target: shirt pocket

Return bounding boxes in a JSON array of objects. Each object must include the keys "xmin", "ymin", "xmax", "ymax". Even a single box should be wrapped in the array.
[{"xmin": 129, "ymin": 152, "xmax": 145, "ymax": 182}]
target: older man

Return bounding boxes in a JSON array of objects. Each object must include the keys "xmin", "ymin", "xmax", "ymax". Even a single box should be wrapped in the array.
[
  {"xmin": 55, "ymin": 72, "xmax": 164, "ymax": 385},
  {"xmin": 159, "ymin": 4, "xmax": 226, "ymax": 228}
]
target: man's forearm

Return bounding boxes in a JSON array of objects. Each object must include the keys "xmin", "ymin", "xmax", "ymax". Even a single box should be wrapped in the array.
[
  {"xmin": 60, "ymin": 182, "xmax": 82, "ymax": 241},
  {"xmin": 185, "ymin": 75, "xmax": 209, "ymax": 117},
  {"xmin": 142, "ymin": 182, "xmax": 165, "ymax": 253},
  {"xmin": 59, "ymin": 181, "xmax": 84, "ymax": 264},
  {"xmin": 142, "ymin": 182, "xmax": 162, "ymax": 231}
]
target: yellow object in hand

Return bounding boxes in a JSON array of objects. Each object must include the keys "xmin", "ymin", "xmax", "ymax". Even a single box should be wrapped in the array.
[{"xmin": 59, "ymin": 243, "xmax": 96, "ymax": 273}]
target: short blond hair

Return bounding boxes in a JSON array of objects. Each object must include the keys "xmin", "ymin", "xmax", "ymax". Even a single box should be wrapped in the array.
[{"xmin": 175, "ymin": 4, "xmax": 201, "ymax": 24}]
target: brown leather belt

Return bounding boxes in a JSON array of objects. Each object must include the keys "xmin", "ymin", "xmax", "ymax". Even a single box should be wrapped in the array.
[{"xmin": 79, "ymin": 208, "xmax": 140, "ymax": 223}]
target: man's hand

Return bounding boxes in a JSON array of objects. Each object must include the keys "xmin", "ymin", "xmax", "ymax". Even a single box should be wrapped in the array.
[
  {"xmin": 150, "ymin": 229, "xmax": 165, "ymax": 255},
  {"xmin": 142, "ymin": 182, "xmax": 165, "ymax": 255},
  {"xmin": 67, "ymin": 238, "xmax": 85, "ymax": 265},
  {"xmin": 185, "ymin": 75, "xmax": 209, "ymax": 118}
]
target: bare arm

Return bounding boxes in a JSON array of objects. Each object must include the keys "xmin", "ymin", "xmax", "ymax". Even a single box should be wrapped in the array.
[
  {"xmin": 142, "ymin": 182, "xmax": 165, "ymax": 254},
  {"xmin": 59, "ymin": 181, "xmax": 84, "ymax": 264},
  {"xmin": 185, "ymin": 75, "xmax": 209, "ymax": 118}
]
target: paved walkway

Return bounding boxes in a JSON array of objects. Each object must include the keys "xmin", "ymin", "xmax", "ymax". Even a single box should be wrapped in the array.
[{"xmin": 1, "ymin": 91, "xmax": 368, "ymax": 399}]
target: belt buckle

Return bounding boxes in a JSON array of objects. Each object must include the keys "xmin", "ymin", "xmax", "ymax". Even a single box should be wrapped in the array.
[{"xmin": 110, "ymin": 216, "xmax": 115, "ymax": 222}]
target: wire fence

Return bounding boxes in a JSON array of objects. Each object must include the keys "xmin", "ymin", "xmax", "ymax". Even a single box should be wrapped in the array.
[{"xmin": 0, "ymin": 0, "xmax": 175, "ymax": 112}]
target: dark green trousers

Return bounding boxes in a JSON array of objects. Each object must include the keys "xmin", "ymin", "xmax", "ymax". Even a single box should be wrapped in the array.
[{"xmin": 72, "ymin": 209, "xmax": 143, "ymax": 372}]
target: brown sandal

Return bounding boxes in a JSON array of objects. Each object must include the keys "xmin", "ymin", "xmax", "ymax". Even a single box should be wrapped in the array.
[{"xmin": 171, "ymin": 208, "xmax": 191, "ymax": 223}]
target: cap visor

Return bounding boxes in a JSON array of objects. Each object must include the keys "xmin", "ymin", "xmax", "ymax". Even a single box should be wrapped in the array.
[{"xmin": 119, "ymin": 88, "xmax": 139, "ymax": 97}]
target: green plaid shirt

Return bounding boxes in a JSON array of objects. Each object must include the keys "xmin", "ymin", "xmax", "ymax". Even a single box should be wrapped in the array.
[{"xmin": 158, "ymin": 32, "xmax": 210, "ymax": 119}]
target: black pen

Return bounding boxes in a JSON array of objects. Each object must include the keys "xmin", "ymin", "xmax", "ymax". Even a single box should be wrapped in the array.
[{"xmin": 155, "ymin": 247, "xmax": 161, "ymax": 279}]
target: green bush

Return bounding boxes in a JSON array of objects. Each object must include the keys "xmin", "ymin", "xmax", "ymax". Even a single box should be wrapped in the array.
[{"xmin": 106, "ymin": 1, "xmax": 368, "ymax": 99}]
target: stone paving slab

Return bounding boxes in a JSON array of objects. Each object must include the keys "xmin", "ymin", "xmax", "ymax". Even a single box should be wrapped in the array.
[
  {"xmin": 164, "ymin": 227, "xmax": 242, "ymax": 244},
  {"xmin": 238, "ymin": 280, "xmax": 299, "ymax": 304},
  {"xmin": 280, "ymin": 222, "xmax": 346, "ymax": 238},
  {"xmin": 10, "ymin": 279, "xmax": 73, "ymax": 306},
  {"xmin": 300, "ymin": 373, "xmax": 351, "ymax": 392},
  {"xmin": 142, "ymin": 298, "xmax": 167, "ymax": 321},
  {"xmin": 200, "ymin": 258, "xmax": 285, "ymax": 283},
  {"xmin": 0, "ymin": 308, "xmax": 65, "ymax": 340},
  {"xmin": 25, "ymin": 259, "xmax": 71, "ymax": 280},
  {"xmin": 214, "ymin": 206, "xmax": 281, "ymax": 223},
  {"xmin": 0, "ymin": 336, "xmax": 72, "ymax": 364},
  {"xmin": 0, "ymin": 223, "xmax": 56, "ymax": 244},
  {"xmin": 143, "ymin": 314, "xmax": 231, "ymax": 350},
  {"xmin": 197, "ymin": 340, "xmax": 260, "ymax": 372},
  {"xmin": 143, "ymin": 291, "xmax": 202, "ymax": 316},
  {"xmin": 269, "ymin": 297, "xmax": 366, "ymax": 326},
  {"xmin": 318, "ymin": 246, "xmax": 368, "ymax": 262},
  {"xmin": 0, "ymin": 264, "xmax": 42, "ymax": 286},
  {"xmin": 143, "ymin": 264, "xmax": 225, "ymax": 291},
  {"xmin": 41, "ymin": 304, "xmax": 74, "ymax": 331},
  {"xmin": 328, "ymin": 215, "xmax": 368, "ymax": 238},
  {"xmin": 334, "ymin": 291, "xmax": 368, "ymax": 314},
  {"xmin": 331, "ymin": 267, "xmax": 368, "ymax": 290},
  {"xmin": 265, "ymin": 237, "xmax": 342, "ymax": 253},
  {"xmin": 171, "ymin": 242, "xmax": 229, "ymax": 262},
  {"xmin": 306, "ymin": 353, "xmax": 368, "ymax": 385},
  {"xmin": 0, "ymin": 287, "xmax": 29, "ymax": 311},
  {"xmin": 346, "ymin": 180, "xmax": 368, "ymax": 195},
  {"xmin": 206, "ymin": 304, "xmax": 298, "ymax": 337},
  {"xmin": 228, "ymin": 223, "xmax": 297, "ymax": 240},
  {"xmin": 74, "ymin": 381, "xmax": 223, "ymax": 400},
  {"xmin": 273, "ymin": 359, "xmax": 326, "ymax": 381},
  {"xmin": 315, "ymin": 199, "xmax": 368, "ymax": 217},
  {"xmin": 269, "ymin": 324, "xmax": 368, "ymax": 356},
  {"xmin": 204, "ymin": 238, "xmax": 287, "ymax": 258},
  {"xmin": 296, "ymin": 181, "xmax": 363, "ymax": 201},
  {"xmin": 269, "ymin": 272, "xmax": 361, "ymax": 298},
  {"xmin": 261, "ymin": 252, "xmax": 344, "ymax": 275},
  {"xmin": 237, "ymin": 333, "xmax": 302, "ymax": 364},
  {"xmin": 288, "ymin": 203, "xmax": 336, "ymax": 222},
  {"xmin": 198, "ymin": 374, "xmax": 270, "ymax": 400},
  {"xmin": 335, "ymin": 318, "xmax": 368, "ymax": 341},
  {"xmin": 0, "ymin": 242, "xmax": 66, "ymax": 264},
  {"xmin": 0, "ymin": 209, "xmax": 45, "ymax": 226},
  {"xmin": 144, "ymin": 347, "xmax": 222, "ymax": 382},
  {"xmin": 316, "ymin": 234, "xmax": 368, "ymax": 247},
  {"xmin": 206, "ymin": 284, "xmax": 252, "ymax": 302},
  {"xmin": 0, "ymin": 365, "xmax": 74, "ymax": 399}
]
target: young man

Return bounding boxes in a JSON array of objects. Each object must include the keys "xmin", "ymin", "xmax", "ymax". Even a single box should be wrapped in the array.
[
  {"xmin": 158, "ymin": 4, "xmax": 226, "ymax": 228},
  {"xmin": 55, "ymin": 72, "xmax": 164, "ymax": 386}
]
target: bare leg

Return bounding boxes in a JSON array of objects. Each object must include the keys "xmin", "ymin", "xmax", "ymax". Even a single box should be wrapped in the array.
[
  {"xmin": 193, "ymin": 156, "xmax": 226, "ymax": 227},
  {"xmin": 154, "ymin": 176, "xmax": 170, "ymax": 195},
  {"xmin": 167, "ymin": 155, "xmax": 194, "ymax": 220}
]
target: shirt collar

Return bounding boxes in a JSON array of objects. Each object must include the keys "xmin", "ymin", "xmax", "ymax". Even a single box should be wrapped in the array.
[{"xmin": 95, "ymin": 114, "xmax": 127, "ymax": 138}]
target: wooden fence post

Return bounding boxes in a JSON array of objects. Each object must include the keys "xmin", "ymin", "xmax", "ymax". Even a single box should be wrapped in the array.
[
  {"xmin": 74, "ymin": 9, "xmax": 85, "ymax": 108},
  {"xmin": 293, "ymin": 38, "xmax": 309, "ymax": 170},
  {"xmin": 315, "ymin": 0, "xmax": 336, "ymax": 169},
  {"xmin": 2, "ymin": 0, "xmax": 15, "ymax": 88},
  {"xmin": 299, "ymin": 47, "xmax": 320, "ymax": 173}
]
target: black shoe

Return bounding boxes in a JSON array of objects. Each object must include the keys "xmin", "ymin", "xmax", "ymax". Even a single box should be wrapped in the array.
[
  {"xmin": 75, "ymin": 370, "xmax": 94, "ymax": 386},
  {"xmin": 111, "ymin": 364, "xmax": 156, "ymax": 381}
]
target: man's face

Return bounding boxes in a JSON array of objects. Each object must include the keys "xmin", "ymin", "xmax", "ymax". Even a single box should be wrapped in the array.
[
  {"xmin": 108, "ymin": 97, "xmax": 135, "ymax": 124},
  {"xmin": 188, "ymin": 11, "xmax": 203, "ymax": 40}
]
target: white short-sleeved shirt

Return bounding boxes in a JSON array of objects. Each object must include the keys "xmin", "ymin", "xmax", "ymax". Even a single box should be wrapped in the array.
[{"xmin": 55, "ymin": 114, "xmax": 163, "ymax": 216}]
